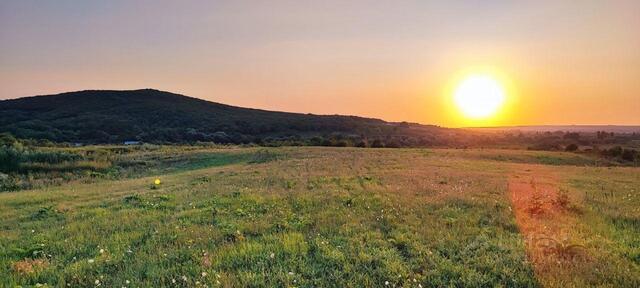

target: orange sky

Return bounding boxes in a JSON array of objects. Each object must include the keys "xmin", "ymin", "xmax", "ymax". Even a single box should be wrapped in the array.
[{"xmin": 1, "ymin": 1, "xmax": 639, "ymax": 127}]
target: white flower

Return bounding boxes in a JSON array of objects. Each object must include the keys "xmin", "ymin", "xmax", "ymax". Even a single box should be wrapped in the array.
[
  {"xmin": 125, "ymin": 280, "xmax": 130, "ymax": 284},
  {"xmin": 288, "ymin": 272, "xmax": 294, "ymax": 276},
  {"xmin": 88, "ymin": 259, "xmax": 95, "ymax": 263},
  {"xmin": 95, "ymin": 279, "xmax": 100, "ymax": 284},
  {"xmin": 171, "ymin": 279, "xmax": 176, "ymax": 284},
  {"xmin": 99, "ymin": 249, "xmax": 105, "ymax": 254},
  {"xmin": 385, "ymin": 281, "xmax": 389, "ymax": 285},
  {"xmin": 201, "ymin": 272, "xmax": 207, "ymax": 277},
  {"xmin": 269, "ymin": 253, "xmax": 275, "ymax": 259},
  {"xmin": 182, "ymin": 275, "xmax": 188, "ymax": 281}
]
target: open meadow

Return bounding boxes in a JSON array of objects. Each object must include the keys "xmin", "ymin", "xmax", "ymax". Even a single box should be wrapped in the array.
[{"xmin": 1, "ymin": 146, "xmax": 639, "ymax": 287}]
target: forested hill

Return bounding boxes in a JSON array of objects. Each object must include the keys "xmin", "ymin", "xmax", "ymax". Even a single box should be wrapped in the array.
[{"xmin": 0, "ymin": 89, "xmax": 455, "ymax": 146}]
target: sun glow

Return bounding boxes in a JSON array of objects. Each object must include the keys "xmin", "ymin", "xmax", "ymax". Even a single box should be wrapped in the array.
[{"xmin": 454, "ymin": 74, "xmax": 506, "ymax": 119}]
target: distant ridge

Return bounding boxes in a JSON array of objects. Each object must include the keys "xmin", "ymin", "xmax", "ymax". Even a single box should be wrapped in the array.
[
  {"xmin": 468, "ymin": 125, "xmax": 640, "ymax": 133},
  {"xmin": 0, "ymin": 89, "xmax": 453, "ymax": 145}
]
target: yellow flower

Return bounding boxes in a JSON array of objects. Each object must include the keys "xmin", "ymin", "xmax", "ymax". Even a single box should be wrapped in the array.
[{"xmin": 154, "ymin": 179, "xmax": 161, "ymax": 185}]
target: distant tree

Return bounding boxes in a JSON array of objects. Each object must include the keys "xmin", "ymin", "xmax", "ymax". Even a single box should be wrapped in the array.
[
  {"xmin": 355, "ymin": 140, "xmax": 367, "ymax": 148},
  {"xmin": 564, "ymin": 143, "xmax": 579, "ymax": 152},
  {"xmin": 308, "ymin": 136, "xmax": 324, "ymax": 146},
  {"xmin": 320, "ymin": 138, "xmax": 332, "ymax": 147},
  {"xmin": 597, "ymin": 131, "xmax": 606, "ymax": 139},
  {"xmin": 333, "ymin": 140, "xmax": 348, "ymax": 147},
  {"xmin": 385, "ymin": 139, "xmax": 400, "ymax": 148},
  {"xmin": 621, "ymin": 149, "xmax": 637, "ymax": 162},
  {"xmin": 371, "ymin": 139, "xmax": 384, "ymax": 148},
  {"xmin": 563, "ymin": 132, "xmax": 580, "ymax": 140},
  {"xmin": 602, "ymin": 146, "xmax": 623, "ymax": 157}
]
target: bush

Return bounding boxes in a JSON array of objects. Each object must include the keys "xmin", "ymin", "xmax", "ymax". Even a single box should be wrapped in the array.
[
  {"xmin": 565, "ymin": 143, "xmax": 578, "ymax": 152},
  {"xmin": 371, "ymin": 139, "xmax": 384, "ymax": 148},
  {"xmin": 621, "ymin": 149, "xmax": 637, "ymax": 162},
  {"xmin": 0, "ymin": 146, "xmax": 21, "ymax": 173},
  {"xmin": 0, "ymin": 133, "xmax": 21, "ymax": 148}
]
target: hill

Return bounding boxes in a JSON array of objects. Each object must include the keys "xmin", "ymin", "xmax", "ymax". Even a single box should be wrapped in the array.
[
  {"xmin": 468, "ymin": 125, "xmax": 640, "ymax": 133},
  {"xmin": 0, "ymin": 89, "xmax": 453, "ymax": 146}
]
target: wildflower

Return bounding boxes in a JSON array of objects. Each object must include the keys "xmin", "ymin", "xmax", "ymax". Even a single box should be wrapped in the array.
[
  {"xmin": 172, "ymin": 279, "xmax": 176, "ymax": 284},
  {"xmin": 270, "ymin": 252, "xmax": 275, "ymax": 259},
  {"xmin": 31, "ymin": 230, "xmax": 35, "ymax": 233},
  {"xmin": 155, "ymin": 178, "xmax": 161, "ymax": 185},
  {"xmin": 99, "ymin": 249, "xmax": 104, "ymax": 254},
  {"xmin": 125, "ymin": 280, "xmax": 130, "ymax": 284},
  {"xmin": 95, "ymin": 280, "xmax": 100, "ymax": 284},
  {"xmin": 201, "ymin": 272, "xmax": 207, "ymax": 277},
  {"xmin": 385, "ymin": 281, "xmax": 389, "ymax": 285},
  {"xmin": 182, "ymin": 275, "xmax": 188, "ymax": 282},
  {"xmin": 88, "ymin": 259, "xmax": 95, "ymax": 263},
  {"xmin": 288, "ymin": 271, "xmax": 294, "ymax": 276}
]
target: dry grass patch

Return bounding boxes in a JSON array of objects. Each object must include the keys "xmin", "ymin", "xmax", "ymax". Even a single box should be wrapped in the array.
[{"xmin": 12, "ymin": 258, "xmax": 48, "ymax": 275}]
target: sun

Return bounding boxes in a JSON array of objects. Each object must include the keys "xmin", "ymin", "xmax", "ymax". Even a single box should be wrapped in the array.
[{"xmin": 454, "ymin": 74, "xmax": 505, "ymax": 119}]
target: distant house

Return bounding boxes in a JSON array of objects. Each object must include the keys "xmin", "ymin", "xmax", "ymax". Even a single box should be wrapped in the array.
[{"xmin": 123, "ymin": 140, "xmax": 141, "ymax": 145}]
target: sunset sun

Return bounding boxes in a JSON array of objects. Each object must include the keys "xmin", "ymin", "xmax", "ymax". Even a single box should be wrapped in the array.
[{"xmin": 454, "ymin": 74, "xmax": 505, "ymax": 119}]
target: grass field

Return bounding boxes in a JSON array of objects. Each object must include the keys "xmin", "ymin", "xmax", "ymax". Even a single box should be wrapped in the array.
[{"xmin": 1, "ymin": 147, "xmax": 639, "ymax": 287}]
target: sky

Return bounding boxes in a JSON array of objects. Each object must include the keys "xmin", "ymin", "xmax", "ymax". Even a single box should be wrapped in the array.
[{"xmin": 1, "ymin": 0, "xmax": 639, "ymax": 127}]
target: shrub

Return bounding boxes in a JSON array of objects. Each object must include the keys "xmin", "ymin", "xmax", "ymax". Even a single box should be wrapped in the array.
[
  {"xmin": 564, "ymin": 143, "xmax": 578, "ymax": 152},
  {"xmin": 0, "ymin": 133, "xmax": 21, "ymax": 148},
  {"xmin": 0, "ymin": 146, "xmax": 21, "ymax": 173},
  {"xmin": 621, "ymin": 149, "xmax": 637, "ymax": 162},
  {"xmin": 371, "ymin": 139, "xmax": 384, "ymax": 148}
]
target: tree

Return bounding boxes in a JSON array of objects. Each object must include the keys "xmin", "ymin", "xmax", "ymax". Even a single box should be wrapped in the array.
[
  {"xmin": 621, "ymin": 149, "xmax": 637, "ymax": 162},
  {"xmin": 563, "ymin": 132, "xmax": 580, "ymax": 140},
  {"xmin": 565, "ymin": 143, "xmax": 578, "ymax": 152},
  {"xmin": 371, "ymin": 139, "xmax": 384, "ymax": 148}
]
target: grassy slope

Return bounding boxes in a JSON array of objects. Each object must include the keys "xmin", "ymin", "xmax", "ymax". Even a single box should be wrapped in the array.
[{"xmin": 0, "ymin": 147, "xmax": 638, "ymax": 287}]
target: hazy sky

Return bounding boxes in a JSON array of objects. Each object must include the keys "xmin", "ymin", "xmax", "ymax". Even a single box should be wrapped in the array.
[{"xmin": 1, "ymin": 1, "xmax": 639, "ymax": 127}]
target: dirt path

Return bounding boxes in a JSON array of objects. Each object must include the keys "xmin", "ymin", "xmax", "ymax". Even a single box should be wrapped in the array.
[{"xmin": 508, "ymin": 165, "xmax": 588, "ymax": 286}]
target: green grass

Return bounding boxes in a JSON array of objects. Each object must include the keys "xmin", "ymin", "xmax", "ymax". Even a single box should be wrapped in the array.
[{"xmin": 0, "ymin": 147, "xmax": 638, "ymax": 287}]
